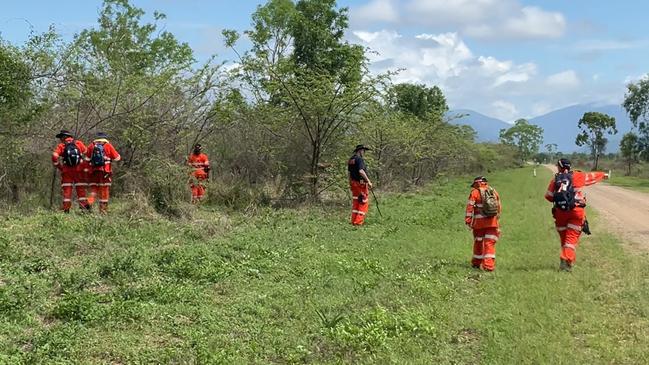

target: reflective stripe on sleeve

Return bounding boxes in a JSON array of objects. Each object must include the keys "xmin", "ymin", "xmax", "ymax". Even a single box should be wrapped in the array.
[
  {"xmin": 484, "ymin": 254, "xmax": 496, "ymax": 259},
  {"xmin": 563, "ymin": 243, "xmax": 576, "ymax": 250},
  {"xmin": 61, "ymin": 183, "xmax": 73, "ymax": 187},
  {"xmin": 474, "ymin": 237, "xmax": 484, "ymax": 241},
  {"xmin": 484, "ymin": 234, "xmax": 499, "ymax": 241},
  {"xmin": 473, "ymin": 255, "xmax": 484, "ymax": 259},
  {"xmin": 352, "ymin": 210, "xmax": 366, "ymax": 216},
  {"xmin": 556, "ymin": 226, "xmax": 567, "ymax": 232},
  {"xmin": 62, "ymin": 199, "xmax": 72, "ymax": 202}
]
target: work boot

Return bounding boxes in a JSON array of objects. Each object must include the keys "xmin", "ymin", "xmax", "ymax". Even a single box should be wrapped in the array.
[
  {"xmin": 471, "ymin": 264, "xmax": 481, "ymax": 269},
  {"xmin": 559, "ymin": 259, "xmax": 572, "ymax": 272}
]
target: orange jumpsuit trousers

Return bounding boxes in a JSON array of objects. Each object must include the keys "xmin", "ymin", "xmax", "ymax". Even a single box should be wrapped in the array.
[{"xmin": 350, "ymin": 180, "xmax": 369, "ymax": 225}]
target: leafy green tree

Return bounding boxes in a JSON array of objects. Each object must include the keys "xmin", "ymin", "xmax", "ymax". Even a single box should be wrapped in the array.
[
  {"xmin": 292, "ymin": 0, "xmax": 364, "ymax": 85},
  {"xmin": 499, "ymin": 119, "xmax": 544, "ymax": 163},
  {"xmin": 623, "ymin": 75, "xmax": 649, "ymax": 159},
  {"xmin": 544, "ymin": 143, "xmax": 558, "ymax": 163},
  {"xmin": 388, "ymin": 83, "xmax": 448, "ymax": 120},
  {"xmin": 620, "ymin": 132, "xmax": 640, "ymax": 175},
  {"xmin": 575, "ymin": 112, "xmax": 617, "ymax": 170},
  {"xmin": 0, "ymin": 40, "xmax": 33, "ymax": 202},
  {"xmin": 225, "ymin": 0, "xmax": 381, "ymax": 199}
]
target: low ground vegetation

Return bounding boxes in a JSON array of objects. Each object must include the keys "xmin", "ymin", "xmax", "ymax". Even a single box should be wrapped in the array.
[{"xmin": 1, "ymin": 167, "xmax": 648, "ymax": 363}]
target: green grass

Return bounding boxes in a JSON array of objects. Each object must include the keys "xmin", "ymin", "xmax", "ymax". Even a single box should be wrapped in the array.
[
  {"xmin": 606, "ymin": 174, "xmax": 649, "ymax": 193},
  {"xmin": 1, "ymin": 167, "xmax": 649, "ymax": 364}
]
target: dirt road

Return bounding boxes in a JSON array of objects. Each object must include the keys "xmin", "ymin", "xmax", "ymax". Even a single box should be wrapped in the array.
[{"xmin": 543, "ymin": 165, "xmax": 649, "ymax": 249}]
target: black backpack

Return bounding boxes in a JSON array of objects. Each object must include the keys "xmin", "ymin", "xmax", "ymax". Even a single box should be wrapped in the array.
[
  {"xmin": 91, "ymin": 143, "xmax": 106, "ymax": 167},
  {"xmin": 553, "ymin": 172, "xmax": 576, "ymax": 211},
  {"xmin": 61, "ymin": 140, "xmax": 82, "ymax": 167}
]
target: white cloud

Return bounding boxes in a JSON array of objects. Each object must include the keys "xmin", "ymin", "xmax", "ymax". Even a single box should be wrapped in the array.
[
  {"xmin": 498, "ymin": 6, "xmax": 566, "ymax": 40},
  {"xmin": 351, "ymin": 0, "xmax": 399, "ymax": 25},
  {"xmin": 575, "ymin": 39, "xmax": 649, "ymax": 52},
  {"xmin": 349, "ymin": 30, "xmax": 620, "ymax": 119},
  {"xmin": 352, "ymin": 0, "xmax": 567, "ymax": 40},
  {"xmin": 492, "ymin": 100, "xmax": 519, "ymax": 121},
  {"xmin": 546, "ymin": 70, "xmax": 580, "ymax": 88}
]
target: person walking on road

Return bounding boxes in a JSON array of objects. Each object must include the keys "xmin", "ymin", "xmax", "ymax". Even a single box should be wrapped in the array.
[
  {"xmin": 544, "ymin": 158, "xmax": 608, "ymax": 272},
  {"xmin": 465, "ymin": 176, "xmax": 502, "ymax": 271},
  {"xmin": 348, "ymin": 145, "xmax": 373, "ymax": 226}
]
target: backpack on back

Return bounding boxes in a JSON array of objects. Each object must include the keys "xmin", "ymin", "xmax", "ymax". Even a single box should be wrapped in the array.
[
  {"xmin": 480, "ymin": 187, "xmax": 500, "ymax": 217},
  {"xmin": 553, "ymin": 172, "xmax": 576, "ymax": 211},
  {"xmin": 91, "ymin": 143, "xmax": 106, "ymax": 167},
  {"xmin": 61, "ymin": 140, "xmax": 82, "ymax": 167}
]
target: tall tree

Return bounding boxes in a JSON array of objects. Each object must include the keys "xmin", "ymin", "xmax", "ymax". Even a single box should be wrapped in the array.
[
  {"xmin": 292, "ymin": 0, "xmax": 364, "ymax": 85},
  {"xmin": 0, "ymin": 40, "xmax": 33, "ymax": 202},
  {"xmin": 388, "ymin": 83, "xmax": 448, "ymax": 120},
  {"xmin": 575, "ymin": 112, "xmax": 617, "ymax": 170},
  {"xmin": 623, "ymin": 75, "xmax": 649, "ymax": 160},
  {"xmin": 499, "ymin": 119, "xmax": 544, "ymax": 163},
  {"xmin": 620, "ymin": 132, "xmax": 640, "ymax": 175},
  {"xmin": 225, "ymin": 0, "xmax": 381, "ymax": 199},
  {"xmin": 545, "ymin": 143, "xmax": 558, "ymax": 162}
]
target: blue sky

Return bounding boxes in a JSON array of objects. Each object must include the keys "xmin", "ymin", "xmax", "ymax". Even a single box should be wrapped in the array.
[{"xmin": 2, "ymin": 0, "xmax": 648, "ymax": 121}]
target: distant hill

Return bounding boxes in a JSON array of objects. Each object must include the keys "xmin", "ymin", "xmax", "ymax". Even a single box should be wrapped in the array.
[
  {"xmin": 529, "ymin": 104, "xmax": 634, "ymax": 153},
  {"xmin": 449, "ymin": 105, "xmax": 635, "ymax": 152},
  {"xmin": 447, "ymin": 109, "xmax": 511, "ymax": 142}
]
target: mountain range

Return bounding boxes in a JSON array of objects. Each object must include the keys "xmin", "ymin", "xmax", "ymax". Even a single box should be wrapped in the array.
[{"xmin": 448, "ymin": 104, "xmax": 635, "ymax": 152}]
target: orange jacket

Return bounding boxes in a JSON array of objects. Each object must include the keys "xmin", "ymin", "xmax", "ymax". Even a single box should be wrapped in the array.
[
  {"xmin": 188, "ymin": 153, "xmax": 210, "ymax": 179},
  {"xmin": 52, "ymin": 137, "xmax": 87, "ymax": 171},
  {"xmin": 465, "ymin": 183, "xmax": 501, "ymax": 229},
  {"xmin": 544, "ymin": 171, "xmax": 606, "ymax": 207},
  {"xmin": 85, "ymin": 140, "xmax": 121, "ymax": 173}
]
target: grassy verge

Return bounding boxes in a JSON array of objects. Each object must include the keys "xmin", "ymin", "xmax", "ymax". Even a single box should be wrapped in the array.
[
  {"xmin": 606, "ymin": 174, "xmax": 649, "ymax": 193},
  {"xmin": 1, "ymin": 167, "xmax": 648, "ymax": 364}
]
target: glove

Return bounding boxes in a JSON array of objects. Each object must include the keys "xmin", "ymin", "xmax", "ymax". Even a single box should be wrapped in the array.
[
  {"xmin": 582, "ymin": 220, "xmax": 591, "ymax": 235},
  {"xmin": 358, "ymin": 193, "xmax": 366, "ymax": 204}
]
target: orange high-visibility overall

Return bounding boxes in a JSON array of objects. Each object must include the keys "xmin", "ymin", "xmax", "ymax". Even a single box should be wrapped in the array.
[
  {"xmin": 545, "ymin": 171, "xmax": 606, "ymax": 265},
  {"xmin": 52, "ymin": 138, "xmax": 89, "ymax": 212},
  {"xmin": 465, "ymin": 183, "xmax": 501, "ymax": 271},
  {"xmin": 350, "ymin": 180, "xmax": 370, "ymax": 225},
  {"xmin": 188, "ymin": 153, "xmax": 209, "ymax": 203},
  {"xmin": 85, "ymin": 140, "xmax": 121, "ymax": 213}
]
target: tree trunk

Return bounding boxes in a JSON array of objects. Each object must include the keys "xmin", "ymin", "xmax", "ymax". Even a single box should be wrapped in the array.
[
  {"xmin": 627, "ymin": 160, "xmax": 632, "ymax": 176},
  {"xmin": 310, "ymin": 141, "xmax": 320, "ymax": 202},
  {"xmin": 10, "ymin": 183, "xmax": 20, "ymax": 204},
  {"xmin": 594, "ymin": 151, "xmax": 600, "ymax": 170}
]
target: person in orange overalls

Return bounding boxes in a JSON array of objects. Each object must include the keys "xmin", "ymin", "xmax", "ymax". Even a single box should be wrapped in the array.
[
  {"xmin": 465, "ymin": 176, "xmax": 501, "ymax": 271},
  {"xmin": 545, "ymin": 158, "xmax": 608, "ymax": 271},
  {"xmin": 187, "ymin": 144, "xmax": 210, "ymax": 203},
  {"xmin": 85, "ymin": 132, "xmax": 121, "ymax": 213},
  {"xmin": 52, "ymin": 130, "xmax": 90, "ymax": 212},
  {"xmin": 348, "ymin": 145, "xmax": 373, "ymax": 226}
]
